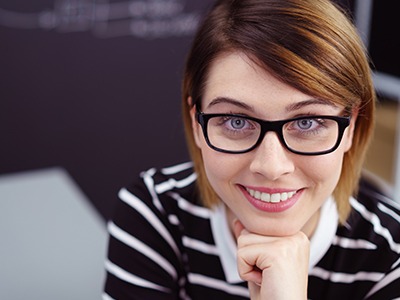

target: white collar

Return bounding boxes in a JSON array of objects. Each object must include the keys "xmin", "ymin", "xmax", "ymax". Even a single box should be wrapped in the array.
[{"xmin": 209, "ymin": 196, "xmax": 339, "ymax": 284}]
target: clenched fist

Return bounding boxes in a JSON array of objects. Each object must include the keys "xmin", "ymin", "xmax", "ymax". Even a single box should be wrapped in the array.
[{"xmin": 234, "ymin": 220, "xmax": 310, "ymax": 300}]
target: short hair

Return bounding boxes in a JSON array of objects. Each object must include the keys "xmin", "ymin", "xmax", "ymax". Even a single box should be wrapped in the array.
[{"xmin": 182, "ymin": 0, "xmax": 375, "ymax": 223}]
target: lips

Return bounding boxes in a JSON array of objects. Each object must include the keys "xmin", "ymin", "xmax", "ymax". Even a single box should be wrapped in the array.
[{"xmin": 245, "ymin": 187, "xmax": 297, "ymax": 203}]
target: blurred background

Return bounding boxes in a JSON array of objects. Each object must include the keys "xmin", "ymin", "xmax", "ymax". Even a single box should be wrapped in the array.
[{"xmin": 0, "ymin": 0, "xmax": 399, "ymax": 299}]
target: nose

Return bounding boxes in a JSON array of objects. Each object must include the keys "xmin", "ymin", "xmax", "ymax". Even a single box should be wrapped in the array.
[{"xmin": 249, "ymin": 131, "xmax": 295, "ymax": 180}]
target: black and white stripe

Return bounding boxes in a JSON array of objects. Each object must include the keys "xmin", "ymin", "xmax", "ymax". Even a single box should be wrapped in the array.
[
  {"xmin": 308, "ymin": 191, "xmax": 400, "ymax": 299},
  {"xmin": 104, "ymin": 162, "xmax": 400, "ymax": 299}
]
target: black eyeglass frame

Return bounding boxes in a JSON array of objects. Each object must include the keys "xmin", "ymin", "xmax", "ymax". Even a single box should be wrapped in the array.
[{"xmin": 196, "ymin": 111, "xmax": 351, "ymax": 156}]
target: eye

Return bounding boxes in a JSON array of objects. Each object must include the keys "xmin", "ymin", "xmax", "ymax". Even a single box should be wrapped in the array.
[
  {"xmin": 213, "ymin": 115, "xmax": 257, "ymax": 136},
  {"xmin": 296, "ymin": 119, "xmax": 315, "ymax": 130},
  {"xmin": 229, "ymin": 118, "xmax": 247, "ymax": 130},
  {"xmin": 285, "ymin": 117, "xmax": 329, "ymax": 137}
]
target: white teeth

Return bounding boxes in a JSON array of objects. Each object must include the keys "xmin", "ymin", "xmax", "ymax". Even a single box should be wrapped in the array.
[
  {"xmin": 270, "ymin": 193, "xmax": 281, "ymax": 203},
  {"xmin": 261, "ymin": 193, "xmax": 270, "ymax": 202},
  {"xmin": 246, "ymin": 188, "xmax": 296, "ymax": 203}
]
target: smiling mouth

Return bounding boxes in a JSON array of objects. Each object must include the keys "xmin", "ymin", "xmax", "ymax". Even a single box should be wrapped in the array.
[{"xmin": 245, "ymin": 187, "xmax": 297, "ymax": 203}]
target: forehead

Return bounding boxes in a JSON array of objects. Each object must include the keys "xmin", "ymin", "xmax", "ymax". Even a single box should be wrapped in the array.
[
  {"xmin": 203, "ymin": 52, "xmax": 292, "ymax": 101},
  {"xmin": 202, "ymin": 52, "xmax": 340, "ymax": 116}
]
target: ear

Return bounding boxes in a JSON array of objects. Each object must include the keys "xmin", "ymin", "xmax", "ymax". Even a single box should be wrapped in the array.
[
  {"xmin": 343, "ymin": 108, "xmax": 359, "ymax": 152},
  {"xmin": 188, "ymin": 97, "xmax": 202, "ymax": 148}
]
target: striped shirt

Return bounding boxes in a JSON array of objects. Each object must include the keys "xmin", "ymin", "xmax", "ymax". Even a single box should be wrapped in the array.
[{"xmin": 103, "ymin": 162, "xmax": 400, "ymax": 299}]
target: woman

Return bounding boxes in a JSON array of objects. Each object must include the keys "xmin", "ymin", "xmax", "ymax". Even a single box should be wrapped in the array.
[{"xmin": 104, "ymin": 0, "xmax": 400, "ymax": 299}]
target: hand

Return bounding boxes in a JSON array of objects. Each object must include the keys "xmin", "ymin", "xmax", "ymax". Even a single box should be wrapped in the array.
[{"xmin": 233, "ymin": 220, "xmax": 310, "ymax": 300}]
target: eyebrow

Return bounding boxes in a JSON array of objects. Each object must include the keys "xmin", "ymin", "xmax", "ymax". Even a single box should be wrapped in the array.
[
  {"xmin": 207, "ymin": 97, "xmax": 255, "ymax": 111},
  {"xmin": 285, "ymin": 98, "xmax": 338, "ymax": 112},
  {"xmin": 206, "ymin": 96, "xmax": 337, "ymax": 112}
]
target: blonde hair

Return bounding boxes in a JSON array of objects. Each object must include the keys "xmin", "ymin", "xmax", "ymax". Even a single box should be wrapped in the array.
[{"xmin": 182, "ymin": 0, "xmax": 375, "ymax": 223}]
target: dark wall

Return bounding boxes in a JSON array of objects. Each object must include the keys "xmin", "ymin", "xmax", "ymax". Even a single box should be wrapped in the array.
[{"xmin": 0, "ymin": 0, "xmax": 214, "ymax": 220}]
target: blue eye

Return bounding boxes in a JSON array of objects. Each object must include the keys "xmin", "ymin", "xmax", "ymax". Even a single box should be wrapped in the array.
[
  {"xmin": 285, "ymin": 117, "xmax": 330, "ymax": 139},
  {"xmin": 229, "ymin": 118, "xmax": 247, "ymax": 129},
  {"xmin": 296, "ymin": 119, "xmax": 315, "ymax": 130}
]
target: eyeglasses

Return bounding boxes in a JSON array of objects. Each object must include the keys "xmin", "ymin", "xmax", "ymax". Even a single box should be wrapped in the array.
[{"xmin": 196, "ymin": 111, "xmax": 351, "ymax": 155}]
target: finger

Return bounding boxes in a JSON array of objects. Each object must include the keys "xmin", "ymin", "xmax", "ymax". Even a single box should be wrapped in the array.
[
  {"xmin": 236, "ymin": 233, "xmax": 310, "ymax": 283},
  {"xmin": 237, "ymin": 230, "xmax": 310, "ymax": 249},
  {"xmin": 236, "ymin": 244, "xmax": 268, "ymax": 285}
]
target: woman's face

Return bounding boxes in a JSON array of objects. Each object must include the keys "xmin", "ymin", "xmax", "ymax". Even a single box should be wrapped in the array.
[{"xmin": 190, "ymin": 52, "xmax": 356, "ymax": 237}]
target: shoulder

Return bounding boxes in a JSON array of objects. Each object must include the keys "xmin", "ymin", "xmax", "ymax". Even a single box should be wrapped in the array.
[
  {"xmin": 114, "ymin": 161, "xmax": 201, "ymax": 220},
  {"xmin": 338, "ymin": 185, "xmax": 400, "ymax": 299},
  {"xmin": 309, "ymin": 184, "xmax": 400, "ymax": 299},
  {"xmin": 124, "ymin": 161, "xmax": 198, "ymax": 203},
  {"xmin": 108, "ymin": 161, "xmax": 201, "ymax": 255},
  {"xmin": 105, "ymin": 162, "xmax": 201, "ymax": 296},
  {"xmin": 347, "ymin": 182, "xmax": 400, "ymax": 240},
  {"xmin": 337, "ymin": 182, "xmax": 400, "ymax": 266}
]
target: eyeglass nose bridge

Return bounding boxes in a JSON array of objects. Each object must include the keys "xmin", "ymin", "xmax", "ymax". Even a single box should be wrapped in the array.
[{"xmin": 251, "ymin": 119, "xmax": 290, "ymax": 153}]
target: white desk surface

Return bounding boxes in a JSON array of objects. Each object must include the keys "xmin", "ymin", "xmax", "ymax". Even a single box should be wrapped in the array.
[{"xmin": 0, "ymin": 168, "xmax": 108, "ymax": 300}]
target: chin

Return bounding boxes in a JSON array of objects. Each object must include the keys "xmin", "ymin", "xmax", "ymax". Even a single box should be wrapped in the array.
[{"xmin": 245, "ymin": 220, "xmax": 303, "ymax": 237}]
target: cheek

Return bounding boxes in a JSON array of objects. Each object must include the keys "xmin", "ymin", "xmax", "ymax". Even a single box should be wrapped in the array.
[
  {"xmin": 200, "ymin": 148, "xmax": 247, "ymax": 195},
  {"xmin": 301, "ymin": 151, "xmax": 344, "ymax": 193},
  {"xmin": 193, "ymin": 119, "xmax": 247, "ymax": 188},
  {"xmin": 301, "ymin": 122, "xmax": 354, "ymax": 184},
  {"xmin": 202, "ymin": 150, "xmax": 236, "ymax": 182}
]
